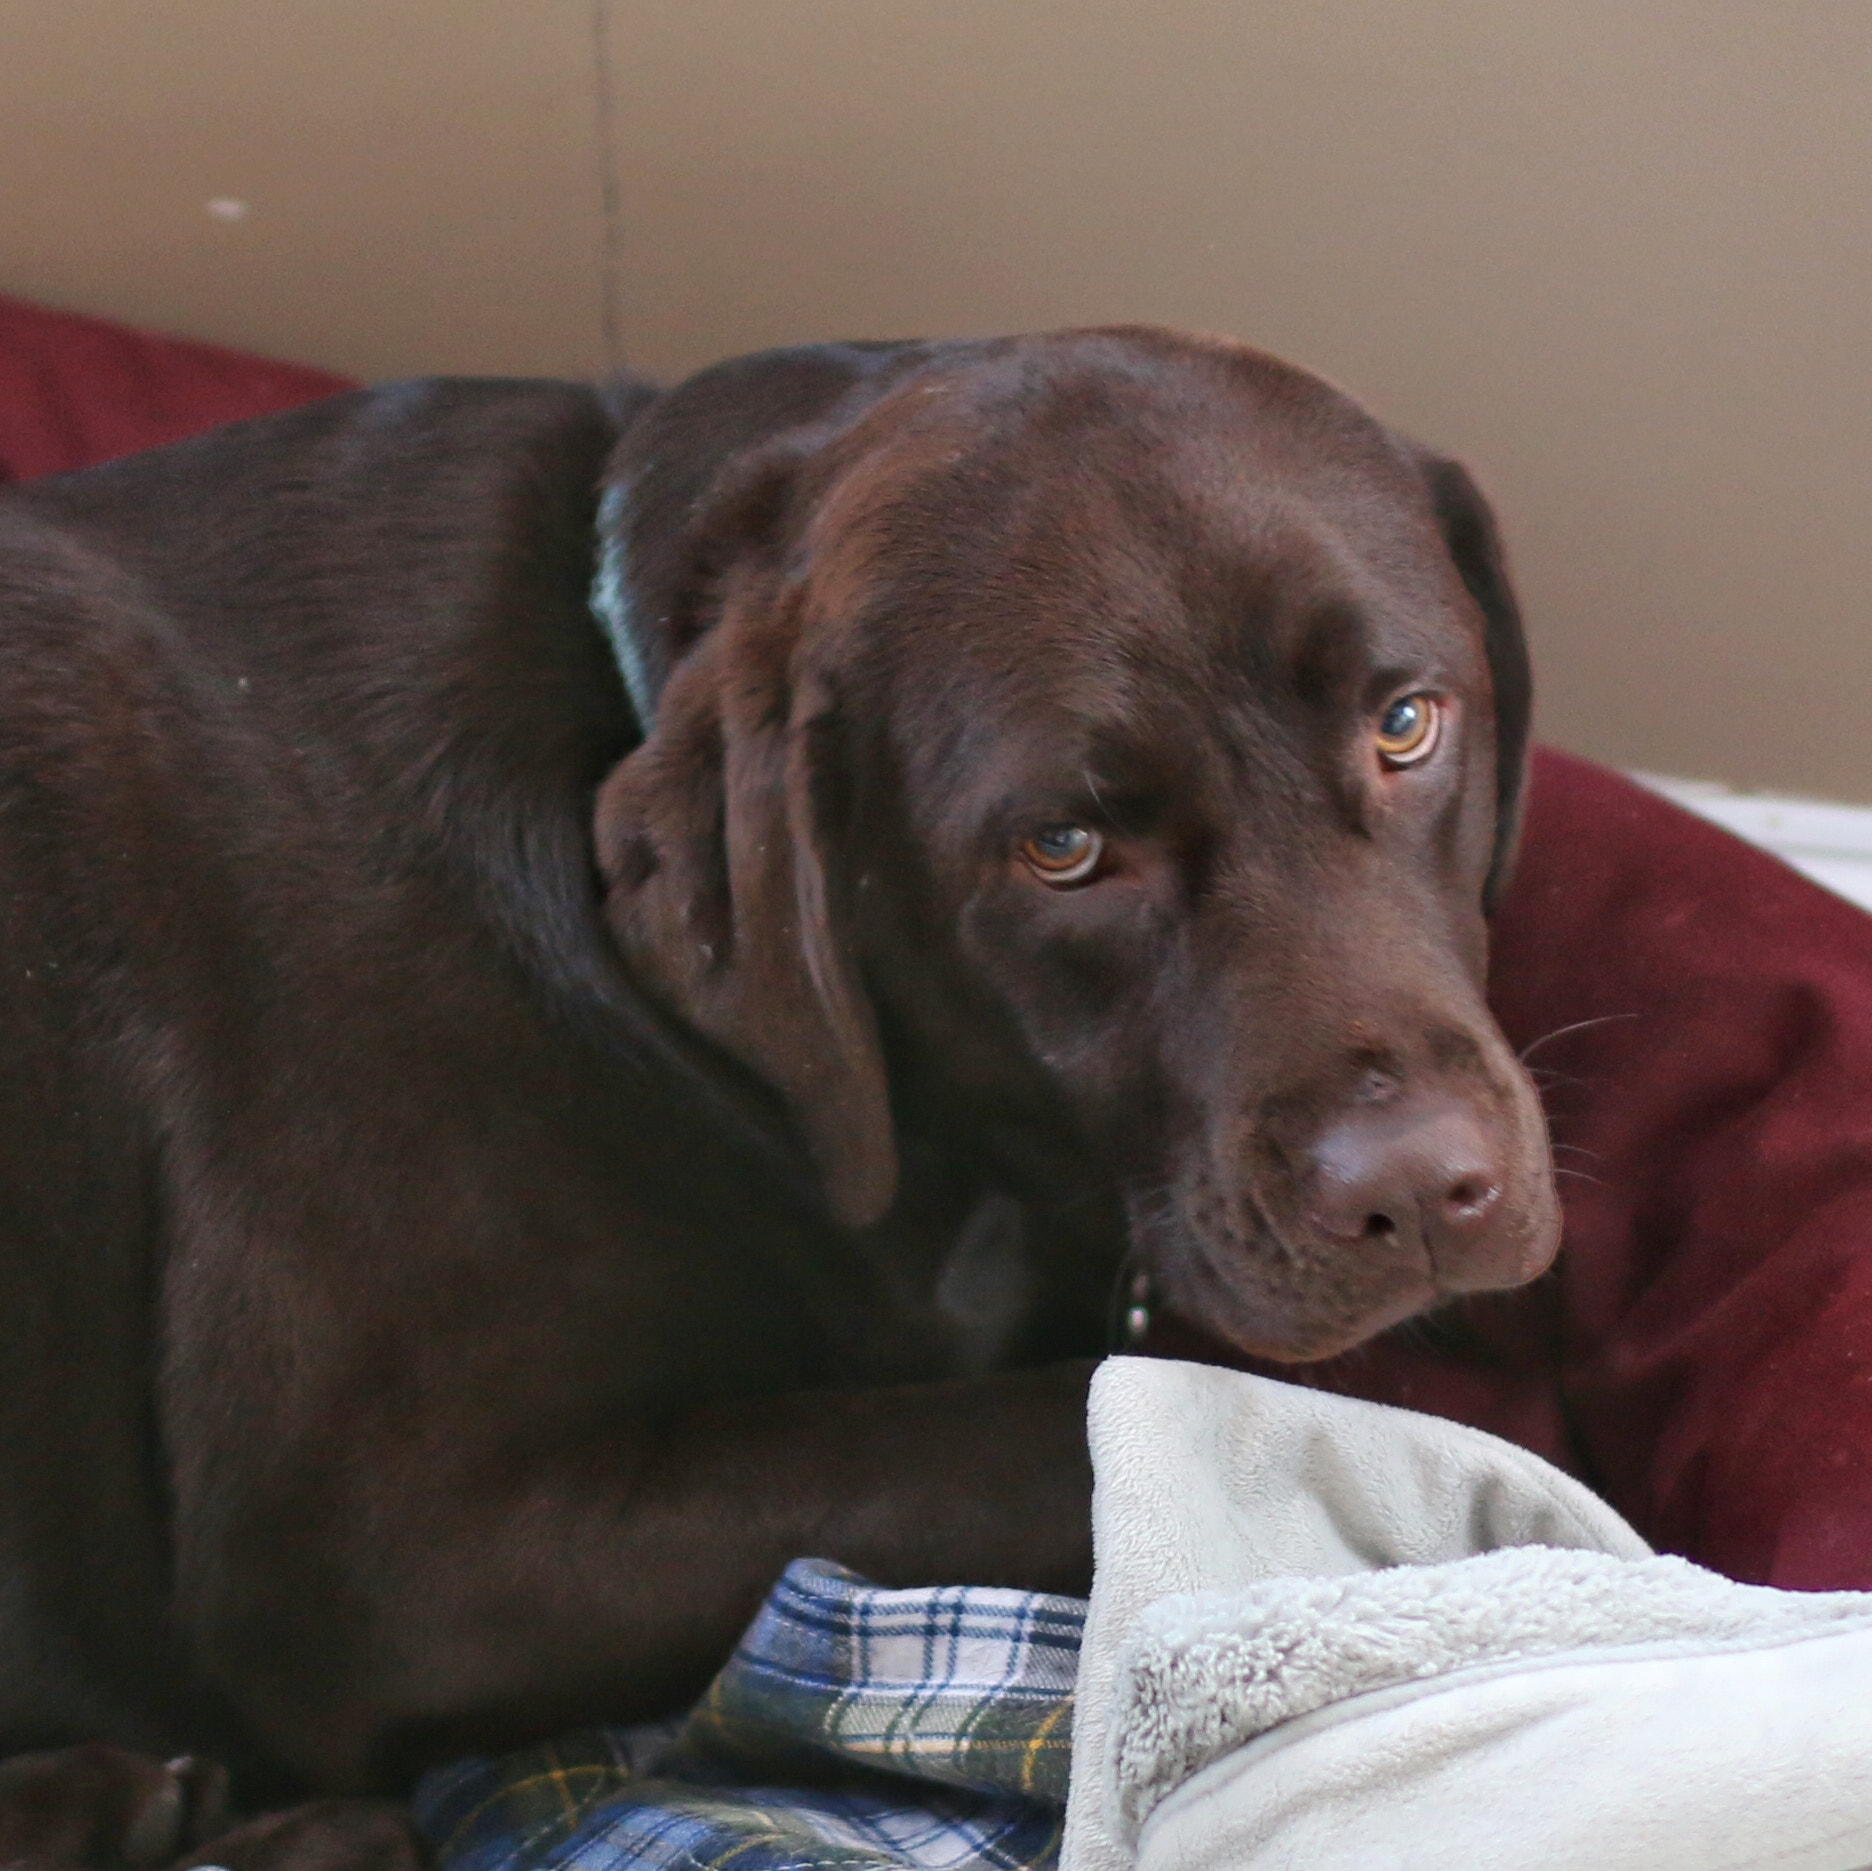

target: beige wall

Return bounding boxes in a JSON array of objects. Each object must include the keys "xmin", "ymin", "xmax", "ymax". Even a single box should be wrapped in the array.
[{"xmin": 4, "ymin": 2, "xmax": 1870, "ymax": 799}]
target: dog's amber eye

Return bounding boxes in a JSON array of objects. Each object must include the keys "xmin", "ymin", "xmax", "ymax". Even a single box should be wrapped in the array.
[
  {"xmin": 1375, "ymin": 694, "xmax": 1441, "ymax": 766},
  {"xmin": 1020, "ymin": 824, "xmax": 1104, "ymax": 886}
]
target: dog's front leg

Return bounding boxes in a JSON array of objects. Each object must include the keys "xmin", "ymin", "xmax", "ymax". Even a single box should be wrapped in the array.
[
  {"xmin": 0, "ymin": 1745, "xmax": 428, "ymax": 1871},
  {"xmin": 185, "ymin": 1360, "xmax": 1096, "ymax": 1793}
]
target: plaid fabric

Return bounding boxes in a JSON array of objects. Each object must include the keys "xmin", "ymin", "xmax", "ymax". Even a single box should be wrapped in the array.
[{"xmin": 416, "ymin": 1560, "xmax": 1086, "ymax": 1871}]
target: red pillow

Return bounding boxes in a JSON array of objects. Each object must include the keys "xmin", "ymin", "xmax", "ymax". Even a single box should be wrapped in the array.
[
  {"xmin": 0, "ymin": 292, "xmax": 353, "ymax": 482},
  {"xmin": 1491, "ymin": 748, "xmax": 1872, "ymax": 1588}
]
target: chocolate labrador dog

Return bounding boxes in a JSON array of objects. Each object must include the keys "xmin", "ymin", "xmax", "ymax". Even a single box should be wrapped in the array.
[{"xmin": 0, "ymin": 326, "xmax": 1557, "ymax": 1867}]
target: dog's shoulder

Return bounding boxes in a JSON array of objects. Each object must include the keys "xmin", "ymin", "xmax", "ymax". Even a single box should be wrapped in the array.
[
  {"xmin": 0, "ymin": 379, "xmax": 642, "ymax": 993},
  {"xmin": 5, "ymin": 377, "xmax": 619, "ymax": 590},
  {"xmin": 0, "ymin": 374, "xmax": 629, "ymax": 732}
]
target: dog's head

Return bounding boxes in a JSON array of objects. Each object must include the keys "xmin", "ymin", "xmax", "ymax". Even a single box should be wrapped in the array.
[{"xmin": 591, "ymin": 327, "xmax": 1557, "ymax": 1362}]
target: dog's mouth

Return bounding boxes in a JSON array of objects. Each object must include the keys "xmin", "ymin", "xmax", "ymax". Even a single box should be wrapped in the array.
[
  {"xmin": 1124, "ymin": 1101, "xmax": 1562, "ymax": 1365},
  {"xmin": 1129, "ymin": 1203, "xmax": 1439, "ymax": 1364}
]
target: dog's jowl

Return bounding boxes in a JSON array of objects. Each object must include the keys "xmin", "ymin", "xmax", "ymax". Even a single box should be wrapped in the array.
[{"xmin": 0, "ymin": 328, "xmax": 1557, "ymax": 1865}]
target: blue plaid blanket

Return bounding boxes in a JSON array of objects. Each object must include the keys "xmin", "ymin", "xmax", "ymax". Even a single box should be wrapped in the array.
[{"xmin": 416, "ymin": 1561, "xmax": 1087, "ymax": 1871}]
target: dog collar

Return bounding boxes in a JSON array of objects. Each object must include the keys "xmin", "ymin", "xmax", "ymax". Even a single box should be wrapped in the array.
[{"xmin": 589, "ymin": 481, "xmax": 655, "ymax": 736}]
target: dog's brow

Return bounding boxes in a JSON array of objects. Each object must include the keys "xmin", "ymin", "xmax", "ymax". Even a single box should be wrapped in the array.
[{"xmin": 1290, "ymin": 603, "xmax": 1372, "ymax": 708}]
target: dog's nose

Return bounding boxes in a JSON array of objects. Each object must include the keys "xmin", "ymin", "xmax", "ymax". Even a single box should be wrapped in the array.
[{"xmin": 1307, "ymin": 1098, "xmax": 1512, "ymax": 1277}]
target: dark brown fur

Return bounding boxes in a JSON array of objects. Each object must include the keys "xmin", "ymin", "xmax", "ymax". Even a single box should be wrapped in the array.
[{"xmin": 0, "ymin": 328, "xmax": 1554, "ymax": 1867}]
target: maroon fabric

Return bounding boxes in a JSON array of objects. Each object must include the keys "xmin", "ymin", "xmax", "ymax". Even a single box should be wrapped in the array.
[
  {"xmin": 1156, "ymin": 746, "xmax": 1872, "ymax": 1591},
  {"xmin": 1492, "ymin": 749, "xmax": 1872, "ymax": 1588},
  {"xmin": 0, "ymin": 293, "xmax": 354, "ymax": 483},
  {"xmin": 7, "ymin": 299, "xmax": 1871, "ymax": 1589}
]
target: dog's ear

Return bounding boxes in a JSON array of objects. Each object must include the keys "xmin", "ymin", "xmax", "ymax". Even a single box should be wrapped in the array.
[
  {"xmin": 592, "ymin": 351, "xmax": 923, "ymax": 1229},
  {"xmin": 1415, "ymin": 451, "xmax": 1532, "ymax": 914},
  {"xmin": 595, "ymin": 574, "xmax": 895, "ymax": 1228},
  {"xmin": 592, "ymin": 341, "xmax": 928, "ymax": 728}
]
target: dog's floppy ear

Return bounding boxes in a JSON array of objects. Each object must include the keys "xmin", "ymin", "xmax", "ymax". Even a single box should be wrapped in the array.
[
  {"xmin": 1415, "ymin": 450, "xmax": 1533, "ymax": 914},
  {"xmin": 593, "ymin": 341, "xmax": 927, "ymax": 727},
  {"xmin": 596, "ymin": 599, "xmax": 894, "ymax": 1229},
  {"xmin": 592, "ymin": 346, "xmax": 928, "ymax": 1229}
]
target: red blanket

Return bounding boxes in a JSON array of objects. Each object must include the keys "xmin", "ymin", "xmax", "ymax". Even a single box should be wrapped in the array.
[
  {"xmin": 0, "ymin": 293, "xmax": 351, "ymax": 482},
  {"xmin": 6, "ymin": 292, "xmax": 1870, "ymax": 1589}
]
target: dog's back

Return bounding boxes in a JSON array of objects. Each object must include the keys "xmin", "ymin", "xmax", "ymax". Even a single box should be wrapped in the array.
[
  {"xmin": 0, "ymin": 382, "xmax": 854, "ymax": 1781},
  {"xmin": 0, "ymin": 383, "xmax": 607, "ymax": 1763}
]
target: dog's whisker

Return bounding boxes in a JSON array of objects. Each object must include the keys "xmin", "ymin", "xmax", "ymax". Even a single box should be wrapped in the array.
[
  {"xmin": 1551, "ymin": 1166, "xmax": 1608, "ymax": 1188},
  {"xmin": 1517, "ymin": 1012, "xmax": 1642, "ymax": 1063}
]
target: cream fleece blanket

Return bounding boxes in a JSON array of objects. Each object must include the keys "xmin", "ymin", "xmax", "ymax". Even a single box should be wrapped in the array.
[{"xmin": 1062, "ymin": 1357, "xmax": 1872, "ymax": 1871}]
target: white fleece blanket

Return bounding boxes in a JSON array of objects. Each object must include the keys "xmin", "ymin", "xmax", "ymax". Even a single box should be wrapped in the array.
[{"xmin": 1062, "ymin": 1358, "xmax": 1872, "ymax": 1871}]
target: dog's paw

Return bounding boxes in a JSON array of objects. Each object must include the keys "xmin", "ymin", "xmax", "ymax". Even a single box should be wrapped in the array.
[
  {"xmin": 0, "ymin": 1744, "xmax": 227, "ymax": 1870},
  {"xmin": 173, "ymin": 1801, "xmax": 428, "ymax": 1871}
]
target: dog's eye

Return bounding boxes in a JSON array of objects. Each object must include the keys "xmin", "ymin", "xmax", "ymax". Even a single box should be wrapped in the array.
[
  {"xmin": 1020, "ymin": 824, "xmax": 1105, "ymax": 886},
  {"xmin": 1375, "ymin": 694, "xmax": 1441, "ymax": 767}
]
